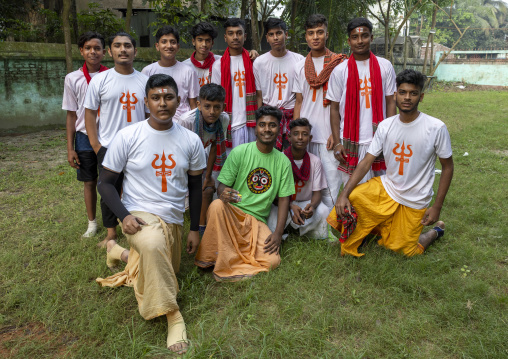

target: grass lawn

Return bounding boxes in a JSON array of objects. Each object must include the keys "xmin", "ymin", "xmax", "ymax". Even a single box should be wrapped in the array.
[{"xmin": 0, "ymin": 90, "xmax": 507, "ymax": 358}]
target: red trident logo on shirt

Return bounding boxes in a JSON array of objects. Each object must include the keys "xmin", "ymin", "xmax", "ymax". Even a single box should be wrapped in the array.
[
  {"xmin": 151, "ymin": 151, "xmax": 176, "ymax": 192},
  {"xmin": 392, "ymin": 142, "xmax": 413, "ymax": 175},
  {"xmin": 199, "ymin": 75, "xmax": 210, "ymax": 87},
  {"xmin": 120, "ymin": 91, "xmax": 138, "ymax": 122},
  {"xmin": 274, "ymin": 73, "xmax": 288, "ymax": 100},
  {"xmin": 360, "ymin": 76, "xmax": 372, "ymax": 109},
  {"xmin": 234, "ymin": 70, "xmax": 245, "ymax": 98},
  {"xmin": 291, "ymin": 179, "xmax": 305, "ymax": 201}
]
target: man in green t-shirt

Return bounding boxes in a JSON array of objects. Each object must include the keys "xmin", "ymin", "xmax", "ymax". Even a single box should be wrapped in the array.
[{"xmin": 195, "ymin": 106, "xmax": 295, "ymax": 281}]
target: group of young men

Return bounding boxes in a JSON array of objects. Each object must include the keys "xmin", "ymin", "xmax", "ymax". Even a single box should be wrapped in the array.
[{"xmin": 63, "ymin": 14, "xmax": 454, "ymax": 354}]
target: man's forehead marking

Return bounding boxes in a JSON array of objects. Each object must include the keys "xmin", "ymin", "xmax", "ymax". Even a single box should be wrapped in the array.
[
  {"xmin": 156, "ymin": 88, "xmax": 168, "ymax": 93},
  {"xmin": 353, "ymin": 27, "xmax": 366, "ymax": 33}
]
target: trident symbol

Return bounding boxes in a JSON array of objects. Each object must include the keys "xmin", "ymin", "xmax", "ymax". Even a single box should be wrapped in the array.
[
  {"xmin": 392, "ymin": 142, "xmax": 413, "ymax": 175},
  {"xmin": 360, "ymin": 76, "xmax": 372, "ymax": 109},
  {"xmin": 119, "ymin": 91, "xmax": 138, "ymax": 122},
  {"xmin": 234, "ymin": 70, "xmax": 245, "ymax": 98},
  {"xmin": 291, "ymin": 179, "xmax": 305, "ymax": 201},
  {"xmin": 151, "ymin": 151, "xmax": 176, "ymax": 192},
  {"xmin": 274, "ymin": 73, "xmax": 288, "ymax": 101}
]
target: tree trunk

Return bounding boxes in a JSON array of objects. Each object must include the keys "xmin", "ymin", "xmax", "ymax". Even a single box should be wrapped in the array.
[
  {"xmin": 428, "ymin": 5, "xmax": 438, "ymax": 74},
  {"xmin": 125, "ymin": 0, "xmax": 133, "ymax": 32},
  {"xmin": 62, "ymin": 0, "xmax": 73, "ymax": 74},
  {"xmin": 289, "ymin": 0, "xmax": 297, "ymax": 51},
  {"xmin": 384, "ymin": 0, "xmax": 392, "ymax": 59},
  {"xmin": 71, "ymin": 0, "xmax": 79, "ymax": 42},
  {"xmin": 250, "ymin": 0, "xmax": 260, "ymax": 52},
  {"xmin": 241, "ymin": 0, "xmax": 248, "ymax": 20},
  {"xmin": 201, "ymin": 0, "xmax": 206, "ymax": 13}
]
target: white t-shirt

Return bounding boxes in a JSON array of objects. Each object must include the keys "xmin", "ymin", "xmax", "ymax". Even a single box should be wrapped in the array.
[
  {"xmin": 84, "ymin": 68, "xmax": 149, "ymax": 148},
  {"xmin": 254, "ymin": 51, "xmax": 304, "ymax": 109},
  {"xmin": 141, "ymin": 61, "xmax": 199, "ymax": 120},
  {"xmin": 293, "ymin": 56, "xmax": 331, "ymax": 145},
  {"xmin": 103, "ymin": 121, "xmax": 207, "ymax": 225},
  {"xmin": 211, "ymin": 54, "xmax": 247, "ymax": 130},
  {"xmin": 291, "ymin": 152, "xmax": 328, "ymax": 202},
  {"xmin": 367, "ymin": 112, "xmax": 453, "ymax": 209},
  {"xmin": 177, "ymin": 108, "xmax": 230, "ymax": 149},
  {"xmin": 183, "ymin": 54, "xmax": 222, "ymax": 88},
  {"xmin": 326, "ymin": 56, "xmax": 396, "ymax": 144},
  {"xmin": 62, "ymin": 68, "xmax": 101, "ymax": 134}
]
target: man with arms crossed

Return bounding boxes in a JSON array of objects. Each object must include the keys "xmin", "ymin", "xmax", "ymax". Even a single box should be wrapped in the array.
[
  {"xmin": 327, "ymin": 17, "xmax": 397, "ymax": 186},
  {"xmin": 96, "ymin": 74, "xmax": 206, "ymax": 354},
  {"xmin": 142, "ymin": 26, "xmax": 199, "ymax": 121},
  {"xmin": 332, "ymin": 70, "xmax": 453, "ymax": 257},
  {"xmin": 195, "ymin": 106, "xmax": 294, "ymax": 281},
  {"xmin": 211, "ymin": 18, "xmax": 258, "ymax": 149},
  {"xmin": 293, "ymin": 14, "xmax": 346, "ymax": 208},
  {"xmin": 178, "ymin": 83, "xmax": 229, "ymax": 235},
  {"xmin": 63, "ymin": 31, "xmax": 107, "ymax": 239},
  {"xmin": 253, "ymin": 17, "xmax": 304, "ymax": 150},
  {"xmin": 84, "ymin": 32, "xmax": 149, "ymax": 248}
]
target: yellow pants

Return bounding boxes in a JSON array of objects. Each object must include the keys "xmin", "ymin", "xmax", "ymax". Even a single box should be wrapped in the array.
[
  {"xmin": 96, "ymin": 211, "xmax": 182, "ymax": 320},
  {"xmin": 338, "ymin": 177, "xmax": 426, "ymax": 257}
]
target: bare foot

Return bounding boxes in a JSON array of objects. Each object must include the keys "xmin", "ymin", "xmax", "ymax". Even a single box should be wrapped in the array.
[
  {"xmin": 168, "ymin": 342, "xmax": 188, "ymax": 355},
  {"xmin": 97, "ymin": 229, "xmax": 117, "ymax": 249}
]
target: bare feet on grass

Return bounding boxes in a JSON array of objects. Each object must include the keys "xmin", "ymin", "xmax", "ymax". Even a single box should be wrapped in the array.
[
  {"xmin": 418, "ymin": 220, "xmax": 445, "ymax": 249},
  {"xmin": 97, "ymin": 228, "xmax": 117, "ymax": 248}
]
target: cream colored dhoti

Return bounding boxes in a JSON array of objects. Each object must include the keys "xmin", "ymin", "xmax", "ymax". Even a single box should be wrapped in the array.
[
  {"xmin": 96, "ymin": 211, "xmax": 182, "ymax": 320},
  {"xmin": 195, "ymin": 199, "xmax": 280, "ymax": 281}
]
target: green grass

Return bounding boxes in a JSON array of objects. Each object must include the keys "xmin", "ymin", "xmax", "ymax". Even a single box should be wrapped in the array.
[{"xmin": 1, "ymin": 91, "xmax": 507, "ymax": 358}]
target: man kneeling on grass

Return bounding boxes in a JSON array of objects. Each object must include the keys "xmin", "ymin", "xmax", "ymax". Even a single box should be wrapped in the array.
[
  {"xmin": 267, "ymin": 118, "xmax": 329, "ymax": 239},
  {"xmin": 330, "ymin": 69, "xmax": 454, "ymax": 257},
  {"xmin": 96, "ymin": 74, "xmax": 206, "ymax": 354},
  {"xmin": 194, "ymin": 105, "xmax": 295, "ymax": 281},
  {"xmin": 178, "ymin": 83, "xmax": 230, "ymax": 235}
]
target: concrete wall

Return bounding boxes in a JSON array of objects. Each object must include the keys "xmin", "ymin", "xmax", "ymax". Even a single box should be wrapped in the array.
[
  {"xmin": 0, "ymin": 42, "xmax": 197, "ymax": 130},
  {"xmin": 433, "ymin": 51, "xmax": 508, "ymax": 86}
]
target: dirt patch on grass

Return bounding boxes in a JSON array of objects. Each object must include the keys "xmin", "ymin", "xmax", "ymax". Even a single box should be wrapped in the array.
[
  {"xmin": 431, "ymin": 81, "xmax": 508, "ymax": 92},
  {"xmin": 0, "ymin": 322, "xmax": 78, "ymax": 358},
  {"xmin": 0, "ymin": 130, "xmax": 67, "ymax": 172}
]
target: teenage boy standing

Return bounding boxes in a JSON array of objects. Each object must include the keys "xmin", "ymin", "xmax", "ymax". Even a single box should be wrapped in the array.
[
  {"xmin": 254, "ymin": 18, "xmax": 304, "ymax": 150},
  {"xmin": 211, "ymin": 18, "xmax": 258, "ymax": 149},
  {"xmin": 293, "ymin": 14, "xmax": 347, "ymax": 208},
  {"xmin": 84, "ymin": 32, "xmax": 149, "ymax": 247},
  {"xmin": 63, "ymin": 31, "xmax": 108, "ymax": 239},
  {"xmin": 142, "ymin": 26, "xmax": 199, "ymax": 120}
]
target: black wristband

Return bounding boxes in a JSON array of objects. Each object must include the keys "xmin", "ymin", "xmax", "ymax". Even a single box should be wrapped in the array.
[{"xmin": 188, "ymin": 173, "xmax": 203, "ymax": 231}]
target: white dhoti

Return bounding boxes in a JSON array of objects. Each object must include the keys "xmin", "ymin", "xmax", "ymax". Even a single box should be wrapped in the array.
[
  {"xmin": 308, "ymin": 143, "xmax": 342, "ymax": 209},
  {"xmin": 267, "ymin": 200, "xmax": 329, "ymax": 239}
]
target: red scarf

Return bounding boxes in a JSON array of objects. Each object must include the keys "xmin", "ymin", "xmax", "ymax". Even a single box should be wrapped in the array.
[
  {"xmin": 82, "ymin": 62, "xmax": 109, "ymax": 84},
  {"xmin": 284, "ymin": 147, "xmax": 311, "ymax": 183},
  {"xmin": 339, "ymin": 52, "xmax": 386, "ymax": 175},
  {"xmin": 304, "ymin": 49, "xmax": 347, "ymax": 107},
  {"xmin": 221, "ymin": 48, "xmax": 257, "ymax": 147},
  {"xmin": 190, "ymin": 51, "xmax": 215, "ymax": 82}
]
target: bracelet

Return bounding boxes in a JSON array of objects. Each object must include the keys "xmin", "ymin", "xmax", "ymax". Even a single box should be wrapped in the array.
[{"xmin": 333, "ymin": 143, "xmax": 342, "ymax": 149}]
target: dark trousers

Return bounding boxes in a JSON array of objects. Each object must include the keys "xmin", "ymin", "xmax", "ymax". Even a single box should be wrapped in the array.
[{"xmin": 96, "ymin": 146, "xmax": 124, "ymax": 228}]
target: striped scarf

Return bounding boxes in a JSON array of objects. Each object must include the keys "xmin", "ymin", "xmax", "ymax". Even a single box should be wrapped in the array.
[
  {"xmin": 339, "ymin": 52, "xmax": 386, "ymax": 175},
  {"xmin": 194, "ymin": 110, "xmax": 227, "ymax": 171},
  {"xmin": 304, "ymin": 49, "xmax": 347, "ymax": 107},
  {"xmin": 221, "ymin": 48, "xmax": 257, "ymax": 147}
]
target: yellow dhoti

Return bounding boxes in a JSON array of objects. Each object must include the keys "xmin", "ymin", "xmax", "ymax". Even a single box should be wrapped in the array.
[
  {"xmin": 331, "ymin": 177, "xmax": 426, "ymax": 257},
  {"xmin": 195, "ymin": 199, "xmax": 280, "ymax": 281},
  {"xmin": 96, "ymin": 211, "xmax": 182, "ymax": 320}
]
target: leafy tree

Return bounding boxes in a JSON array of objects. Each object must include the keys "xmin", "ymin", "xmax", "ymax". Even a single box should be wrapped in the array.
[{"xmin": 77, "ymin": 2, "xmax": 129, "ymax": 39}]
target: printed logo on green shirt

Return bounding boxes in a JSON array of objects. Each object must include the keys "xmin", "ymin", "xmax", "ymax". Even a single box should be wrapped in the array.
[{"xmin": 247, "ymin": 167, "xmax": 272, "ymax": 194}]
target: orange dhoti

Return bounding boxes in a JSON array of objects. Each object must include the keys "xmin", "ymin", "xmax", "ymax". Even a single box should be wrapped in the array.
[
  {"xmin": 329, "ymin": 177, "xmax": 426, "ymax": 257},
  {"xmin": 195, "ymin": 199, "xmax": 281, "ymax": 281}
]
